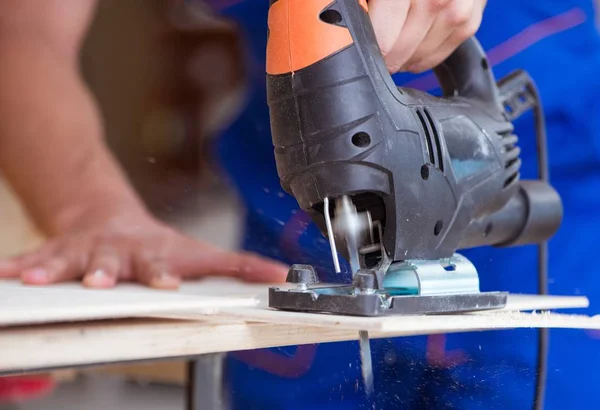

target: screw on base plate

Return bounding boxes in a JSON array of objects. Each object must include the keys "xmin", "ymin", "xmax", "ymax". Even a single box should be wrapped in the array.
[
  {"xmin": 352, "ymin": 269, "xmax": 380, "ymax": 293},
  {"xmin": 286, "ymin": 264, "xmax": 319, "ymax": 290}
]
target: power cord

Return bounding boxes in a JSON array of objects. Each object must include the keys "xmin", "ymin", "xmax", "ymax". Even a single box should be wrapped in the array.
[
  {"xmin": 531, "ymin": 81, "xmax": 549, "ymax": 410},
  {"xmin": 499, "ymin": 71, "xmax": 549, "ymax": 410}
]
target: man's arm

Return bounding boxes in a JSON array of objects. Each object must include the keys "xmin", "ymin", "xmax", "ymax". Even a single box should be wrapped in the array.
[
  {"xmin": 0, "ymin": 0, "xmax": 288, "ymax": 288},
  {"xmin": 0, "ymin": 0, "xmax": 148, "ymax": 236}
]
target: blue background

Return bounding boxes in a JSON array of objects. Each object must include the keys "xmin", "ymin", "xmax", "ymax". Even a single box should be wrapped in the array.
[{"xmin": 207, "ymin": 0, "xmax": 600, "ymax": 408}]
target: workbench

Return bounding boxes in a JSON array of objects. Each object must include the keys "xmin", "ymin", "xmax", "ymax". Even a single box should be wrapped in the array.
[
  {"xmin": 2, "ymin": 277, "xmax": 599, "ymax": 374},
  {"xmin": 3, "ymin": 265, "xmax": 600, "ymax": 410}
]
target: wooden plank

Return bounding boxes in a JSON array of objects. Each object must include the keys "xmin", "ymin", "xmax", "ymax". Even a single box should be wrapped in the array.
[
  {"xmin": 179, "ymin": 294, "xmax": 591, "ymax": 332},
  {"xmin": 0, "ymin": 278, "xmax": 598, "ymax": 374},
  {"xmin": 0, "ymin": 278, "xmax": 591, "ymax": 329},
  {"xmin": 145, "ymin": 278, "xmax": 593, "ymax": 332},
  {"xmin": 2, "ymin": 310, "xmax": 600, "ymax": 374},
  {"xmin": 0, "ymin": 279, "xmax": 258, "ymax": 326},
  {"xmin": 0, "ymin": 278, "xmax": 591, "ymax": 326}
]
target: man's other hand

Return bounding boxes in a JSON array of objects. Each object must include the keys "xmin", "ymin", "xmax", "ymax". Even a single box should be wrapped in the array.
[{"xmin": 0, "ymin": 213, "xmax": 288, "ymax": 289}]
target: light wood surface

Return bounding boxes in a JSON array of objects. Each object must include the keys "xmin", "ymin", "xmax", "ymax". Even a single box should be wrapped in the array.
[
  {"xmin": 186, "ymin": 294, "xmax": 594, "ymax": 332},
  {"xmin": 2, "ymin": 309, "xmax": 600, "ymax": 374},
  {"xmin": 0, "ymin": 277, "xmax": 591, "ymax": 330},
  {"xmin": 0, "ymin": 279, "xmax": 258, "ymax": 326},
  {"xmin": 1, "ymin": 277, "xmax": 599, "ymax": 374}
]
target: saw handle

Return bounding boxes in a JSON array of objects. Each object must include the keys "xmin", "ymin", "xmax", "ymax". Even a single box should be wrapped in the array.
[
  {"xmin": 266, "ymin": 0, "xmax": 503, "ymax": 108},
  {"xmin": 431, "ymin": 37, "xmax": 503, "ymax": 110}
]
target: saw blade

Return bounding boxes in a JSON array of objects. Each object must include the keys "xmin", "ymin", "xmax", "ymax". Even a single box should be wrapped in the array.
[
  {"xmin": 332, "ymin": 195, "xmax": 372, "ymax": 275},
  {"xmin": 326, "ymin": 196, "xmax": 375, "ymax": 394},
  {"xmin": 359, "ymin": 330, "xmax": 374, "ymax": 396}
]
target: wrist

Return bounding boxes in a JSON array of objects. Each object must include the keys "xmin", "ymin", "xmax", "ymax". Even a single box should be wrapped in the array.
[
  {"xmin": 49, "ymin": 189, "xmax": 151, "ymax": 236},
  {"xmin": 42, "ymin": 150, "xmax": 152, "ymax": 236}
]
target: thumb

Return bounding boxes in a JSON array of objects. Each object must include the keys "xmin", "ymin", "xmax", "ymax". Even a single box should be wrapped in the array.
[
  {"xmin": 210, "ymin": 250, "xmax": 290, "ymax": 283},
  {"xmin": 170, "ymin": 241, "xmax": 289, "ymax": 283}
]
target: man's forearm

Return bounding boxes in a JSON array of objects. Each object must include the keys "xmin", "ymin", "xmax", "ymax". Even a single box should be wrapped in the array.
[{"xmin": 0, "ymin": 28, "xmax": 148, "ymax": 236}]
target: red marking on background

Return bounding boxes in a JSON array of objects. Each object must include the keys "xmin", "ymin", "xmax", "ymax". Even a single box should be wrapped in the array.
[
  {"xmin": 231, "ymin": 345, "xmax": 318, "ymax": 378},
  {"xmin": 586, "ymin": 330, "xmax": 600, "ymax": 339},
  {"xmin": 426, "ymin": 334, "xmax": 468, "ymax": 368},
  {"xmin": 0, "ymin": 376, "xmax": 56, "ymax": 402},
  {"xmin": 279, "ymin": 210, "xmax": 311, "ymax": 262},
  {"xmin": 230, "ymin": 211, "xmax": 316, "ymax": 378}
]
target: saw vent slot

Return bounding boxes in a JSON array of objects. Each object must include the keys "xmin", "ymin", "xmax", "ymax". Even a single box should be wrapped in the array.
[
  {"xmin": 500, "ymin": 131, "xmax": 520, "ymax": 188},
  {"xmin": 416, "ymin": 108, "xmax": 443, "ymax": 172}
]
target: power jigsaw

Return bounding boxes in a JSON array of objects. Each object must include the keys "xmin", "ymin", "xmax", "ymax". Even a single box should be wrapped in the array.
[{"xmin": 264, "ymin": 0, "xmax": 562, "ymax": 398}]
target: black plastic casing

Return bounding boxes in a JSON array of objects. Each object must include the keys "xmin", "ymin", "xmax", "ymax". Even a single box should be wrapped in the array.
[{"xmin": 267, "ymin": 0, "xmax": 563, "ymax": 262}]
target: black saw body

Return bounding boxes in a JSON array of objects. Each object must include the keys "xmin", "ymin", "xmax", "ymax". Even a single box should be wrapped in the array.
[{"xmin": 264, "ymin": 0, "xmax": 563, "ymax": 317}]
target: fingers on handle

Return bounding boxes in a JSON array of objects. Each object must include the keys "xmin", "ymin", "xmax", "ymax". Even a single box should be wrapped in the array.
[
  {"xmin": 407, "ymin": 3, "xmax": 483, "ymax": 73},
  {"xmin": 383, "ymin": 1, "xmax": 437, "ymax": 73},
  {"xmin": 368, "ymin": 0, "xmax": 411, "ymax": 57},
  {"xmin": 403, "ymin": 0, "xmax": 474, "ymax": 70},
  {"xmin": 82, "ymin": 246, "xmax": 122, "ymax": 289}
]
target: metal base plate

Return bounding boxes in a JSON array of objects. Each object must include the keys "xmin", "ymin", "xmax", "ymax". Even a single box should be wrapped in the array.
[{"xmin": 268, "ymin": 286, "xmax": 508, "ymax": 317}]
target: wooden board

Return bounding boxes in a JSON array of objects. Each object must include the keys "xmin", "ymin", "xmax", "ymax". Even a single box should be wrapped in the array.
[
  {"xmin": 0, "ymin": 279, "xmax": 258, "ymax": 326},
  {"xmin": 144, "ymin": 277, "xmax": 594, "ymax": 332},
  {"xmin": 2, "ymin": 310, "xmax": 600, "ymax": 374},
  {"xmin": 0, "ymin": 277, "xmax": 599, "ymax": 374},
  {"xmin": 185, "ymin": 294, "xmax": 592, "ymax": 332},
  {"xmin": 0, "ymin": 278, "xmax": 591, "ymax": 329}
]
